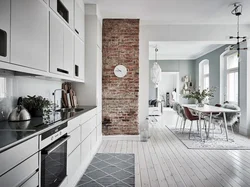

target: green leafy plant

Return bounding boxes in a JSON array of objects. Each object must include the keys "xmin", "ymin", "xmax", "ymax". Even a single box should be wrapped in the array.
[
  {"xmin": 23, "ymin": 95, "xmax": 52, "ymax": 117},
  {"xmin": 183, "ymin": 87, "xmax": 216, "ymax": 103}
]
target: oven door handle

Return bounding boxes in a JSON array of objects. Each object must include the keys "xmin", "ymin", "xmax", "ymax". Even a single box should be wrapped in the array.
[{"xmin": 43, "ymin": 136, "xmax": 70, "ymax": 155}]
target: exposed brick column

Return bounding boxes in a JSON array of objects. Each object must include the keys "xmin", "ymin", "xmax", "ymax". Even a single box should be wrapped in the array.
[{"xmin": 102, "ymin": 19, "xmax": 139, "ymax": 135}]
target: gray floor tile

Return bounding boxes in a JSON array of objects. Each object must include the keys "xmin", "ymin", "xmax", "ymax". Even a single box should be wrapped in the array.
[
  {"xmin": 92, "ymin": 160, "xmax": 110, "ymax": 169},
  {"xmin": 122, "ymin": 176, "xmax": 135, "ymax": 186},
  {"xmin": 85, "ymin": 165, "xmax": 97, "ymax": 174},
  {"xmin": 124, "ymin": 166, "xmax": 135, "ymax": 174},
  {"xmin": 101, "ymin": 165, "xmax": 121, "ymax": 174},
  {"xmin": 110, "ymin": 170, "xmax": 133, "ymax": 180},
  {"xmin": 114, "ymin": 161, "xmax": 132, "ymax": 169},
  {"xmin": 96, "ymin": 153, "xmax": 114, "ymax": 161},
  {"xmin": 105, "ymin": 157, "xmax": 123, "ymax": 164},
  {"xmin": 96, "ymin": 175, "xmax": 119, "ymax": 186},
  {"xmin": 91, "ymin": 157, "xmax": 101, "ymax": 164},
  {"xmin": 108, "ymin": 181, "xmax": 130, "ymax": 187},
  {"xmin": 86, "ymin": 169, "xmax": 108, "ymax": 180},
  {"xmin": 115, "ymin": 154, "xmax": 132, "ymax": 161},
  {"xmin": 79, "ymin": 181, "xmax": 103, "ymax": 187},
  {"xmin": 77, "ymin": 175, "xmax": 92, "ymax": 186}
]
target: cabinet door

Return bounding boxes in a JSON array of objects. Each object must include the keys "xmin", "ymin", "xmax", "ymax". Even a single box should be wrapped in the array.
[
  {"xmin": 74, "ymin": 0, "xmax": 85, "ymax": 41},
  {"xmin": 50, "ymin": 13, "xmax": 64, "ymax": 74},
  {"xmin": 49, "ymin": 0, "xmax": 74, "ymax": 29},
  {"xmin": 81, "ymin": 135, "xmax": 91, "ymax": 164},
  {"xmin": 90, "ymin": 128, "xmax": 97, "ymax": 151},
  {"xmin": 67, "ymin": 146, "xmax": 81, "ymax": 180},
  {"xmin": 11, "ymin": 0, "xmax": 48, "ymax": 71},
  {"xmin": 74, "ymin": 36, "xmax": 85, "ymax": 80},
  {"xmin": 67, "ymin": 126, "xmax": 81, "ymax": 156},
  {"xmin": 0, "ymin": 0, "xmax": 10, "ymax": 62},
  {"xmin": 63, "ymin": 26, "xmax": 74, "ymax": 77}
]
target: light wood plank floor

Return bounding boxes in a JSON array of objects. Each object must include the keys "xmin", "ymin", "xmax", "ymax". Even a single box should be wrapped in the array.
[{"xmin": 98, "ymin": 109, "xmax": 250, "ymax": 187}]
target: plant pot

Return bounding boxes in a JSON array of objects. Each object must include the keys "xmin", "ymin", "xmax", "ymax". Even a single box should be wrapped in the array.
[
  {"xmin": 31, "ymin": 109, "xmax": 43, "ymax": 117},
  {"xmin": 196, "ymin": 100, "xmax": 204, "ymax": 107}
]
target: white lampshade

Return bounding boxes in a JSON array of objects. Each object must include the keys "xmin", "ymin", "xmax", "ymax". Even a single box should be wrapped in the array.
[{"xmin": 151, "ymin": 62, "xmax": 162, "ymax": 88}]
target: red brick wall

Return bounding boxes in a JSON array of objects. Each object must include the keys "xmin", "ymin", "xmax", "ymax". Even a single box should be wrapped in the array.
[{"xmin": 102, "ymin": 19, "xmax": 139, "ymax": 135}]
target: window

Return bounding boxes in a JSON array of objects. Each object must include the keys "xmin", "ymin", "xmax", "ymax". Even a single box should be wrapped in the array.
[
  {"xmin": 199, "ymin": 60, "xmax": 209, "ymax": 90},
  {"xmin": 226, "ymin": 53, "xmax": 238, "ymax": 103}
]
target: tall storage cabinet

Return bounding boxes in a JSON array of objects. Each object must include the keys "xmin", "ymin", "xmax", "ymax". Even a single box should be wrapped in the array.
[
  {"xmin": 75, "ymin": 0, "xmax": 85, "ymax": 41},
  {"xmin": 0, "ymin": 0, "xmax": 10, "ymax": 63},
  {"xmin": 11, "ymin": 0, "xmax": 48, "ymax": 71}
]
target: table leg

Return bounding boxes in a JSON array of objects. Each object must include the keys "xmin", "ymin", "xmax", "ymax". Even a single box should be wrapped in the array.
[
  {"xmin": 199, "ymin": 112, "xmax": 202, "ymax": 141},
  {"xmin": 207, "ymin": 112, "xmax": 212, "ymax": 139},
  {"xmin": 223, "ymin": 112, "xmax": 229, "ymax": 141}
]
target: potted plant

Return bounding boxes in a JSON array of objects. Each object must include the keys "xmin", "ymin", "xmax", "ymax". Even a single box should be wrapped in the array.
[
  {"xmin": 23, "ymin": 95, "xmax": 52, "ymax": 117},
  {"xmin": 183, "ymin": 87, "xmax": 216, "ymax": 107}
]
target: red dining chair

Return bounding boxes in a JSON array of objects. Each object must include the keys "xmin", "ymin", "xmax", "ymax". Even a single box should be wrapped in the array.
[{"xmin": 183, "ymin": 107, "xmax": 200, "ymax": 139}]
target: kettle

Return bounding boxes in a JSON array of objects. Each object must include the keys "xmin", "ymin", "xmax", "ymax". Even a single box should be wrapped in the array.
[{"xmin": 8, "ymin": 97, "xmax": 31, "ymax": 122}]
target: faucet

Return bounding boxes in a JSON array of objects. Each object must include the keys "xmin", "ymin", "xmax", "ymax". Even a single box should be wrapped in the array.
[{"xmin": 52, "ymin": 89, "xmax": 67, "ymax": 112}]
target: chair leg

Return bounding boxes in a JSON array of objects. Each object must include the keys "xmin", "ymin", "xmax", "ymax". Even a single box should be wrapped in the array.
[
  {"xmin": 182, "ymin": 119, "xmax": 186, "ymax": 133},
  {"xmin": 196, "ymin": 120, "xmax": 199, "ymax": 132},
  {"xmin": 231, "ymin": 124, "xmax": 234, "ymax": 134},
  {"xmin": 189, "ymin": 121, "xmax": 193, "ymax": 139},
  {"xmin": 180, "ymin": 118, "xmax": 183, "ymax": 131},
  {"xmin": 175, "ymin": 116, "xmax": 179, "ymax": 129}
]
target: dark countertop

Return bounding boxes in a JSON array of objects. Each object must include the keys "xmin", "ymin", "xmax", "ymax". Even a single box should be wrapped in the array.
[{"xmin": 0, "ymin": 106, "xmax": 96, "ymax": 153}]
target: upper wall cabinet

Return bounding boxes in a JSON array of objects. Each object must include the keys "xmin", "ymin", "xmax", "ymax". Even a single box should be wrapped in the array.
[
  {"xmin": 75, "ymin": 0, "xmax": 85, "ymax": 41},
  {"xmin": 50, "ymin": 0, "xmax": 74, "ymax": 29},
  {"xmin": 0, "ymin": 0, "xmax": 10, "ymax": 63},
  {"xmin": 74, "ymin": 36, "xmax": 85, "ymax": 81},
  {"xmin": 11, "ymin": 0, "xmax": 48, "ymax": 72},
  {"xmin": 50, "ymin": 13, "xmax": 73, "ymax": 77}
]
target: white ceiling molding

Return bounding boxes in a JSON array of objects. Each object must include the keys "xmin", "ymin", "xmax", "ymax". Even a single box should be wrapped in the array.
[
  {"xmin": 96, "ymin": 0, "xmax": 250, "ymax": 25},
  {"xmin": 148, "ymin": 42, "xmax": 228, "ymax": 60}
]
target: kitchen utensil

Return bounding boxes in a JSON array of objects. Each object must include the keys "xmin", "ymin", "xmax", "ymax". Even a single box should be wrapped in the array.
[{"xmin": 8, "ymin": 97, "xmax": 31, "ymax": 122}]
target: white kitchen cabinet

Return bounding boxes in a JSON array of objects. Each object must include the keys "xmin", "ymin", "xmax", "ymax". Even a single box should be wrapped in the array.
[
  {"xmin": 0, "ymin": 153, "xmax": 38, "ymax": 187},
  {"xmin": 67, "ymin": 145, "xmax": 81, "ymax": 181},
  {"xmin": 49, "ymin": 0, "xmax": 74, "ymax": 29},
  {"xmin": 21, "ymin": 172, "xmax": 38, "ymax": 187},
  {"xmin": 90, "ymin": 127, "xmax": 97, "ymax": 151},
  {"xmin": 75, "ymin": 0, "xmax": 85, "ymax": 41},
  {"xmin": 81, "ymin": 135, "xmax": 91, "ymax": 163},
  {"xmin": 67, "ymin": 126, "xmax": 81, "ymax": 156},
  {"xmin": 11, "ymin": 0, "xmax": 48, "ymax": 71},
  {"xmin": 50, "ymin": 13, "xmax": 73, "ymax": 77},
  {"xmin": 97, "ymin": 124, "xmax": 102, "ymax": 143},
  {"xmin": 0, "ymin": 0, "xmax": 10, "ymax": 63},
  {"xmin": 74, "ymin": 36, "xmax": 85, "ymax": 80},
  {"xmin": 0, "ymin": 136, "xmax": 38, "ymax": 176},
  {"xmin": 81, "ymin": 115, "xmax": 96, "ymax": 141}
]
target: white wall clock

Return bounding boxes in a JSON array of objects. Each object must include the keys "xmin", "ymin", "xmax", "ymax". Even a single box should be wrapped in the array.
[{"xmin": 114, "ymin": 65, "xmax": 127, "ymax": 78}]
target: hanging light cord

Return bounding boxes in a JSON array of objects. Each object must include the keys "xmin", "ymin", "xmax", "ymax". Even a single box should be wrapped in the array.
[{"xmin": 155, "ymin": 48, "xmax": 158, "ymax": 62}]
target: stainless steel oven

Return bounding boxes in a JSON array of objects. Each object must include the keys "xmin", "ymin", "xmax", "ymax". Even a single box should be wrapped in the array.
[{"xmin": 40, "ymin": 122, "xmax": 69, "ymax": 187}]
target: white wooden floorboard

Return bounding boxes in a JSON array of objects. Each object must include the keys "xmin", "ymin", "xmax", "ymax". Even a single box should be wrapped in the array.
[{"xmin": 97, "ymin": 110, "xmax": 250, "ymax": 187}]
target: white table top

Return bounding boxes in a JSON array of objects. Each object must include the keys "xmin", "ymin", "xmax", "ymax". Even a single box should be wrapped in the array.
[{"xmin": 182, "ymin": 104, "xmax": 239, "ymax": 113}]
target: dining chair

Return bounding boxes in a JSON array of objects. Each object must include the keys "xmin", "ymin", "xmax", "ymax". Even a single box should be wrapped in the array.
[
  {"xmin": 174, "ymin": 103, "xmax": 181, "ymax": 129},
  {"xmin": 211, "ymin": 104, "xmax": 240, "ymax": 134},
  {"xmin": 183, "ymin": 107, "xmax": 200, "ymax": 139}
]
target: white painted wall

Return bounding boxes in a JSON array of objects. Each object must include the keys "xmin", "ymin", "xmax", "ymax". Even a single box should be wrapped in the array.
[{"xmin": 139, "ymin": 24, "xmax": 250, "ymax": 135}]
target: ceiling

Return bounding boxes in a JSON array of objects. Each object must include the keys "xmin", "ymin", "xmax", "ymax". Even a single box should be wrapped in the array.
[
  {"xmin": 90, "ymin": 0, "xmax": 250, "ymax": 25},
  {"xmin": 149, "ymin": 42, "xmax": 225, "ymax": 60}
]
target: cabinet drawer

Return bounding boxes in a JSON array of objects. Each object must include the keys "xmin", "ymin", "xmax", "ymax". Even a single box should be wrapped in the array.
[
  {"xmin": 81, "ymin": 135, "xmax": 90, "ymax": 163},
  {"xmin": 67, "ymin": 126, "xmax": 81, "ymax": 155},
  {"xmin": 81, "ymin": 108, "xmax": 96, "ymax": 124},
  {"xmin": 21, "ymin": 171, "xmax": 38, "ymax": 187},
  {"xmin": 81, "ymin": 116, "xmax": 96, "ymax": 141},
  {"xmin": 67, "ymin": 115, "xmax": 81, "ymax": 133},
  {"xmin": 0, "ymin": 136, "xmax": 38, "ymax": 176},
  {"xmin": 67, "ymin": 145, "xmax": 81, "ymax": 180},
  {"xmin": 0, "ymin": 153, "xmax": 38, "ymax": 187}
]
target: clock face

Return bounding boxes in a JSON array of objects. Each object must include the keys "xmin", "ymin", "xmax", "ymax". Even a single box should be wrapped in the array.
[{"xmin": 114, "ymin": 65, "xmax": 127, "ymax": 78}]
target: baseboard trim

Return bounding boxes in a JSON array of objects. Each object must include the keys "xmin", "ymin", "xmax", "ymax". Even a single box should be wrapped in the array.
[{"xmin": 102, "ymin": 135, "xmax": 140, "ymax": 141}]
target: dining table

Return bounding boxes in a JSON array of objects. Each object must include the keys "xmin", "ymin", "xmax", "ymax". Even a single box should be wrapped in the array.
[{"xmin": 182, "ymin": 104, "xmax": 240, "ymax": 141}]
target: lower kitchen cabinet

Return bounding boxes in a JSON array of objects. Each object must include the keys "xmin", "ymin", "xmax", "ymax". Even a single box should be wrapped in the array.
[
  {"xmin": 67, "ymin": 126, "xmax": 81, "ymax": 156},
  {"xmin": 67, "ymin": 145, "xmax": 81, "ymax": 181},
  {"xmin": 81, "ymin": 135, "xmax": 91, "ymax": 164},
  {"xmin": 90, "ymin": 128, "xmax": 97, "ymax": 151},
  {"xmin": 21, "ymin": 171, "xmax": 38, "ymax": 187},
  {"xmin": 97, "ymin": 124, "xmax": 102, "ymax": 143},
  {"xmin": 0, "ymin": 153, "xmax": 38, "ymax": 187}
]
